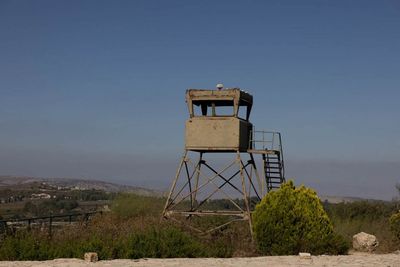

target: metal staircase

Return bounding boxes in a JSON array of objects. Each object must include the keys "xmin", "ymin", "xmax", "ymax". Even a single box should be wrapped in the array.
[
  {"xmin": 263, "ymin": 152, "xmax": 285, "ymax": 191},
  {"xmin": 248, "ymin": 129, "xmax": 285, "ymax": 193}
]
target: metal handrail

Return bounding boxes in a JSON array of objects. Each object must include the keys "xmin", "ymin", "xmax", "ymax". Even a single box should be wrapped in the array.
[
  {"xmin": 249, "ymin": 128, "xmax": 282, "ymax": 152},
  {"xmin": 249, "ymin": 128, "xmax": 285, "ymax": 179},
  {"xmin": 249, "ymin": 127, "xmax": 285, "ymax": 176}
]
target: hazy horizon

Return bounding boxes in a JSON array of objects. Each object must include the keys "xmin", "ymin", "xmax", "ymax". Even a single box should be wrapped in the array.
[
  {"xmin": 1, "ymin": 150, "xmax": 399, "ymax": 201},
  {"xmin": 1, "ymin": 1, "xmax": 399, "ymax": 200}
]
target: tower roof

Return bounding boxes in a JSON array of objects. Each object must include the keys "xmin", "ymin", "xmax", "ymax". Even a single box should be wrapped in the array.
[
  {"xmin": 186, "ymin": 88, "xmax": 253, "ymax": 107},
  {"xmin": 185, "ymin": 88, "xmax": 253, "ymax": 120}
]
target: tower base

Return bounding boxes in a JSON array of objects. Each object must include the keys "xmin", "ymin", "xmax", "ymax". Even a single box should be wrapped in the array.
[{"xmin": 162, "ymin": 150, "xmax": 263, "ymax": 236}]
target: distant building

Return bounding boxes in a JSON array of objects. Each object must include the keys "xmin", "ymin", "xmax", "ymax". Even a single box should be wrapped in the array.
[{"xmin": 31, "ymin": 193, "xmax": 51, "ymax": 199}]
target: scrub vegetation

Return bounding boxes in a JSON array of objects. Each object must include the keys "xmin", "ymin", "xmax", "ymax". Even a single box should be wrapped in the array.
[
  {"xmin": 0, "ymin": 194, "xmax": 250, "ymax": 260},
  {"xmin": 324, "ymin": 199, "xmax": 400, "ymax": 253},
  {"xmin": 0, "ymin": 183, "xmax": 399, "ymax": 260}
]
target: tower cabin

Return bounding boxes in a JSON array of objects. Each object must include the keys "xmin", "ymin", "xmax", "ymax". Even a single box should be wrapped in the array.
[{"xmin": 185, "ymin": 88, "xmax": 253, "ymax": 152}]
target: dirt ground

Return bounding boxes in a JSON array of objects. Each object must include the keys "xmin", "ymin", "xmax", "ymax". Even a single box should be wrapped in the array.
[{"xmin": 1, "ymin": 253, "xmax": 399, "ymax": 267}]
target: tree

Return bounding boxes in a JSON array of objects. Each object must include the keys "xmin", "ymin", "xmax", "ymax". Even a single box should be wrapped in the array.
[{"xmin": 252, "ymin": 181, "xmax": 348, "ymax": 255}]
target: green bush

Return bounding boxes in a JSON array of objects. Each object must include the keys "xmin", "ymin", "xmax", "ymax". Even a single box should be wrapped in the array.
[
  {"xmin": 390, "ymin": 212, "xmax": 400, "ymax": 240},
  {"xmin": 252, "ymin": 181, "xmax": 349, "ymax": 255}
]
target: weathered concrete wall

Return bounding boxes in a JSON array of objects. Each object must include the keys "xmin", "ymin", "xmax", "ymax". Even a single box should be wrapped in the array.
[{"xmin": 185, "ymin": 117, "xmax": 252, "ymax": 152}]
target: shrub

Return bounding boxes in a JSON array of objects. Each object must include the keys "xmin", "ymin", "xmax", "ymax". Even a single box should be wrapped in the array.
[
  {"xmin": 252, "ymin": 181, "xmax": 349, "ymax": 255},
  {"xmin": 390, "ymin": 212, "xmax": 400, "ymax": 240}
]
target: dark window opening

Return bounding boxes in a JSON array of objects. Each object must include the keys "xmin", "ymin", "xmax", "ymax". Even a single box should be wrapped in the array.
[{"xmin": 192, "ymin": 100, "xmax": 235, "ymax": 117}]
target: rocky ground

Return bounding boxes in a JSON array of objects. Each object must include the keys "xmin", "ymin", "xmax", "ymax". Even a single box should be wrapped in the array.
[{"xmin": 1, "ymin": 253, "xmax": 399, "ymax": 267}]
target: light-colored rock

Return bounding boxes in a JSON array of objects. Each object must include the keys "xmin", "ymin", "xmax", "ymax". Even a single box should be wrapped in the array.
[
  {"xmin": 299, "ymin": 252, "xmax": 311, "ymax": 259},
  {"xmin": 352, "ymin": 232, "xmax": 379, "ymax": 252},
  {"xmin": 84, "ymin": 252, "xmax": 98, "ymax": 262}
]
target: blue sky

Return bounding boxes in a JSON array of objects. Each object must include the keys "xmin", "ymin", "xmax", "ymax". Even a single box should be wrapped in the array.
[{"xmin": 0, "ymin": 1, "xmax": 399, "ymax": 199}]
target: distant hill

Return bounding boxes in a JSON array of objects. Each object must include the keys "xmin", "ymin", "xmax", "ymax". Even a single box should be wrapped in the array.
[
  {"xmin": 0, "ymin": 176, "xmax": 161, "ymax": 196},
  {"xmin": 0, "ymin": 176, "xmax": 381, "ymax": 203},
  {"xmin": 319, "ymin": 195, "xmax": 369, "ymax": 204}
]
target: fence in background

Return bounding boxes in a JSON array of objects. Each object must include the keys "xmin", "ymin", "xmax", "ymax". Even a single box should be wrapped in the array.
[{"xmin": 0, "ymin": 211, "xmax": 103, "ymax": 236}]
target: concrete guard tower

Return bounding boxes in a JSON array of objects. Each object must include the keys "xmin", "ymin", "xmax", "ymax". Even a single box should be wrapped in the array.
[{"xmin": 162, "ymin": 87, "xmax": 285, "ymax": 235}]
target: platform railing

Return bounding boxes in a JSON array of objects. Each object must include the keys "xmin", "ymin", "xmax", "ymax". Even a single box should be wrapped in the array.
[
  {"xmin": 249, "ymin": 129, "xmax": 283, "ymax": 153},
  {"xmin": 249, "ymin": 129, "xmax": 286, "ymax": 189}
]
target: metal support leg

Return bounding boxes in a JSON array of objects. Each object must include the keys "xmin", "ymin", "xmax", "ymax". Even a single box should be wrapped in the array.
[
  {"xmin": 237, "ymin": 152, "xmax": 253, "ymax": 239},
  {"xmin": 162, "ymin": 150, "xmax": 187, "ymax": 217},
  {"xmin": 262, "ymin": 154, "xmax": 267, "ymax": 196},
  {"xmin": 249, "ymin": 153, "xmax": 264, "ymax": 199},
  {"xmin": 192, "ymin": 152, "xmax": 203, "ymax": 209}
]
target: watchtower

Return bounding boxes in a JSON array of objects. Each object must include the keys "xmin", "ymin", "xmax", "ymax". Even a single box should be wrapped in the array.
[
  {"xmin": 162, "ymin": 86, "xmax": 285, "ymax": 236},
  {"xmin": 185, "ymin": 89, "xmax": 253, "ymax": 152}
]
